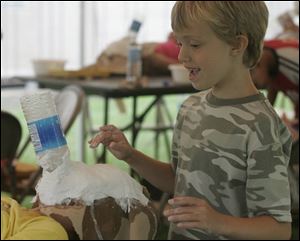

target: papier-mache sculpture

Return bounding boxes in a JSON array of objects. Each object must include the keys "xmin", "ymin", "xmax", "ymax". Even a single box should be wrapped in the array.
[{"xmin": 20, "ymin": 90, "xmax": 158, "ymax": 240}]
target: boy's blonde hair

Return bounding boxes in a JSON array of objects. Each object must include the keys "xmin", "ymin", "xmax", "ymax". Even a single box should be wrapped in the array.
[{"xmin": 171, "ymin": 1, "xmax": 269, "ymax": 68}]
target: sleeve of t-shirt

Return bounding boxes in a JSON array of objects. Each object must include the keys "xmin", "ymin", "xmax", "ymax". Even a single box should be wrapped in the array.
[
  {"xmin": 8, "ymin": 215, "xmax": 69, "ymax": 240},
  {"xmin": 1, "ymin": 197, "xmax": 68, "ymax": 240},
  {"xmin": 246, "ymin": 123, "xmax": 292, "ymax": 222}
]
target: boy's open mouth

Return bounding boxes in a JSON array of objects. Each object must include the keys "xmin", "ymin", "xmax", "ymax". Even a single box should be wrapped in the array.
[{"xmin": 187, "ymin": 67, "xmax": 201, "ymax": 79}]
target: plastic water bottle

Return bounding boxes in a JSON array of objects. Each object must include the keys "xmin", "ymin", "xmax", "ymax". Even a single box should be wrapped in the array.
[
  {"xmin": 126, "ymin": 18, "xmax": 143, "ymax": 84},
  {"xmin": 20, "ymin": 90, "xmax": 70, "ymax": 172},
  {"xmin": 126, "ymin": 43, "xmax": 142, "ymax": 83},
  {"xmin": 128, "ymin": 19, "xmax": 142, "ymax": 44}
]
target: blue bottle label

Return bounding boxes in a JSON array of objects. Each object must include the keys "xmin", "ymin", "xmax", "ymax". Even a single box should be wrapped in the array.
[
  {"xmin": 28, "ymin": 115, "xmax": 67, "ymax": 154},
  {"xmin": 128, "ymin": 46, "xmax": 141, "ymax": 63}
]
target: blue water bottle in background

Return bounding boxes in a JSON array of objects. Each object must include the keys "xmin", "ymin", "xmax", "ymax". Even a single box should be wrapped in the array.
[
  {"xmin": 126, "ymin": 19, "xmax": 143, "ymax": 84},
  {"xmin": 126, "ymin": 43, "xmax": 142, "ymax": 83}
]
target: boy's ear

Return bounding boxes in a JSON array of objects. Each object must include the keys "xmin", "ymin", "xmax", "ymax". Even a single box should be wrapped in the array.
[{"xmin": 231, "ymin": 35, "xmax": 248, "ymax": 56}]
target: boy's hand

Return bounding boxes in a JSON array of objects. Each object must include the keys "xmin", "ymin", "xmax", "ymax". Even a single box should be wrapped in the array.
[
  {"xmin": 163, "ymin": 196, "xmax": 225, "ymax": 235},
  {"xmin": 88, "ymin": 125, "xmax": 134, "ymax": 161}
]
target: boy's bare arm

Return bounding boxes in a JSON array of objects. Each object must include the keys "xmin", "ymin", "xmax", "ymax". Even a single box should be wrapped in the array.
[
  {"xmin": 89, "ymin": 125, "xmax": 175, "ymax": 194},
  {"xmin": 125, "ymin": 149, "xmax": 175, "ymax": 194}
]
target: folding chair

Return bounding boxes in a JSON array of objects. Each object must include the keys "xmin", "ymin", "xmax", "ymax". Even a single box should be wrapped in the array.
[{"xmin": 15, "ymin": 85, "xmax": 85, "ymax": 202}]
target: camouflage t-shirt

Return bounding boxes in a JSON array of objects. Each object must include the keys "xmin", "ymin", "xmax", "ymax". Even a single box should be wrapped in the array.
[{"xmin": 169, "ymin": 89, "xmax": 292, "ymax": 240}]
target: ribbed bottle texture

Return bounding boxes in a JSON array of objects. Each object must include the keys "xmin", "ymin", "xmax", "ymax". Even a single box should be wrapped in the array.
[{"xmin": 20, "ymin": 90, "xmax": 70, "ymax": 172}]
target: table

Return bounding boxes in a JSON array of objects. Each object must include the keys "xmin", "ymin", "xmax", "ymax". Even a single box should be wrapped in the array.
[
  {"xmin": 14, "ymin": 76, "xmax": 198, "ymax": 164},
  {"xmin": 1, "ymin": 77, "xmax": 25, "ymax": 89}
]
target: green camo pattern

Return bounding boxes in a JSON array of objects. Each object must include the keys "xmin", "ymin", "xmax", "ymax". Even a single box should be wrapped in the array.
[{"xmin": 169, "ymin": 89, "xmax": 292, "ymax": 240}]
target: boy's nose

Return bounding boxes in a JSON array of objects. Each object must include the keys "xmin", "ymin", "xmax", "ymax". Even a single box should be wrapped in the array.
[{"xmin": 178, "ymin": 47, "xmax": 191, "ymax": 64}]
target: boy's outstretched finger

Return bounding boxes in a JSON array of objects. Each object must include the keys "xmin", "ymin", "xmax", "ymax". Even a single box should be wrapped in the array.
[
  {"xmin": 89, "ymin": 140, "xmax": 100, "ymax": 149},
  {"xmin": 89, "ymin": 133, "xmax": 104, "ymax": 148},
  {"xmin": 99, "ymin": 125, "xmax": 117, "ymax": 132}
]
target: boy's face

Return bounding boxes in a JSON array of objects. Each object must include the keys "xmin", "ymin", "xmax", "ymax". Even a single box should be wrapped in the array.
[{"xmin": 174, "ymin": 20, "xmax": 236, "ymax": 90}]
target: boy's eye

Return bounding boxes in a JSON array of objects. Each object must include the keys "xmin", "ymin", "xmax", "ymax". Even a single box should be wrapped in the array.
[
  {"xmin": 176, "ymin": 42, "xmax": 182, "ymax": 47},
  {"xmin": 191, "ymin": 44, "xmax": 200, "ymax": 48}
]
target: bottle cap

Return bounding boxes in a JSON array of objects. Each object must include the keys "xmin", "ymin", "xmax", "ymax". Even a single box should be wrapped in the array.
[{"xmin": 129, "ymin": 19, "xmax": 142, "ymax": 33}]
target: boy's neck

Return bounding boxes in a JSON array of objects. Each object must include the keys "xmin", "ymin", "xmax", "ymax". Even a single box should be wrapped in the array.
[{"xmin": 212, "ymin": 68, "xmax": 259, "ymax": 99}]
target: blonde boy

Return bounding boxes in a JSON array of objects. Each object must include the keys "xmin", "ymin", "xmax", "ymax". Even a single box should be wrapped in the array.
[{"xmin": 89, "ymin": 1, "xmax": 292, "ymax": 239}]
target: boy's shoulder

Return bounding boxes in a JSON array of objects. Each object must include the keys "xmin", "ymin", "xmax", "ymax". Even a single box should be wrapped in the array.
[
  {"xmin": 181, "ymin": 90, "xmax": 282, "ymax": 124},
  {"xmin": 182, "ymin": 89, "xmax": 210, "ymax": 106}
]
